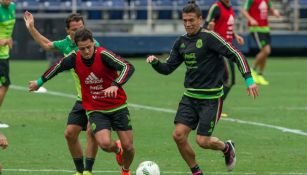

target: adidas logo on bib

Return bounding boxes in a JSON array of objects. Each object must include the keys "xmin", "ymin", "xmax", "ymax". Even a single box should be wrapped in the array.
[{"xmin": 85, "ymin": 72, "xmax": 103, "ymax": 84}]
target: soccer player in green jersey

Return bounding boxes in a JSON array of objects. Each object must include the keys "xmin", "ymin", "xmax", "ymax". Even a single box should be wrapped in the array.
[
  {"xmin": 0, "ymin": 0, "xmax": 15, "ymax": 127},
  {"xmin": 24, "ymin": 12, "xmax": 99, "ymax": 175},
  {"xmin": 147, "ymin": 1, "xmax": 258, "ymax": 174}
]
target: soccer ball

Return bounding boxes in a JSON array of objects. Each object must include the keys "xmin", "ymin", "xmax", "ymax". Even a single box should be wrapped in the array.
[{"xmin": 135, "ymin": 161, "xmax": 160, "ymax": 175}]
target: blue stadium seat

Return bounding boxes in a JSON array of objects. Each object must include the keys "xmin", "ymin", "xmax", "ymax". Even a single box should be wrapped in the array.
[
  {"xmin": 153, "ymin": 0, "xmax": 173, "ymax": 20},
  {"xmin": 104, "ymin": 0, "xmax": 126, "ymax": 20},
  {"xmin": 132, "ymin": 0, "xmax": 148, "ymax": 20}
]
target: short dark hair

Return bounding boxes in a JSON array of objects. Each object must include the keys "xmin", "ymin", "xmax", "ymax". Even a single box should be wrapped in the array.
[
  {"xmin": 65, "ymin": 13, "xmax": 84, "ymax": 29},
  {"xmin": 182, "ymin": 0, "xmax": 202, "ymax": 17},
  {"xmin": 74, "ymin": 28, "xmax": 94, "ymax": 45}
]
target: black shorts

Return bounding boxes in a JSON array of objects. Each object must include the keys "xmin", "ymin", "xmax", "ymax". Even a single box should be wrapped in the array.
[
  {"xmin": 174, "ymin": 96, "xmax": 223, "ymax": 136},
  {"xmin": 251, "ymin": 32, "xmax": 271, "ymax": 49},
  {"xmin": 0, "ymin": 59, "xmax": 10, "ymax": 87},
  {"xmin": 88, "ymin": 107, "xmax": 132, "ymax": 134},
  {"xmin": 67, "ymin": 101, "xmax": 88, "ymax": 131}
]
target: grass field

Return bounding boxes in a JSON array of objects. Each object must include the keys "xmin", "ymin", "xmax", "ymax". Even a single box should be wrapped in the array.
[{"xmin": 1, "ymin": 58, "xmax": 307, "ymax": 175}]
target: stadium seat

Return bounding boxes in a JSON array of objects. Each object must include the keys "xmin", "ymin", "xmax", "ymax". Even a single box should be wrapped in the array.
[
  {"xmin": 153, "ymin": 0, "xmax": 173, "ymax": 20},
  {"xmin": 132, "ymin": 0, "xmax": 148, "ymax": 20}
]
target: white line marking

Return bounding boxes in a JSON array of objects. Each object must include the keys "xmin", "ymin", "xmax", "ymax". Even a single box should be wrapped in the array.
[
  {"xmin": 11, "ymin": 85, "xmax": 307, "ymax": 137},
  {"xmin": 4, "ymin": 169, "xmax": 307, "ymax": 174}
]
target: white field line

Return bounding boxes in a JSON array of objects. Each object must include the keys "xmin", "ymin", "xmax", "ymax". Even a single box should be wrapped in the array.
[
  {"xmin": 10, "ymin": 85, "xmax": 307, "ymax": 137},
  {"xmin": 3, "ymin": 169, "xmax": 307, "ymax": 175}
]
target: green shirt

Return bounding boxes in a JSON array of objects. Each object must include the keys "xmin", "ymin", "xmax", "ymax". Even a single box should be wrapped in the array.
[
  {"xmin": 53, "ymin": 35, "xmax": 100, "ymax": 100},
  {"xmin": 0, "ymin": 2, "xmax": 16, "ymax": 59}
]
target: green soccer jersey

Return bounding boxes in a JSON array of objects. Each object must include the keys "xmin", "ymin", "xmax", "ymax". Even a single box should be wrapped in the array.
[
  {"xmin": 53, "ymin": 35, "xmax": 100, "ymax": 100},
  {"xmin": 0, "ymin": 2, "xmax": 16, "ymax": 59}
]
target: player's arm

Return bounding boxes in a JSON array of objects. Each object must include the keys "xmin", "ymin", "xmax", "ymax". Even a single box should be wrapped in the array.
[
  {"xmin": 100, "ymin": 50, "xmax": 135, "ymax": 86},
  {"xmin": 204, "ymin": 4, "xmax": 220, "ymax": 30},
  {"xmin": 0, "ymin": 38, "xmax": 12, "ymax": 48},
  {"xmin": 146, "ymin": 38, "xmax": 183, "ymax": 75},
  {"xmin": 28, "ymin": 53, "xmax": 76, "ymax": 91},
  {"xmin": 24, "ymin": 11, "xmax": 55, "ymax": 51},
  {"xmin": 206, "ymin": 31, "xmax": 258, "ymax": 99},
  {"xmin": 241, "ymin": 0, "xmax": 258, "ymax": 26},
  {"xmin": 268, "ymin": 0, "xmax": 280, "ymax": 17},
  {"xmin": 233, "ymin": 32, "xmax": 244, "ymax": 46}
]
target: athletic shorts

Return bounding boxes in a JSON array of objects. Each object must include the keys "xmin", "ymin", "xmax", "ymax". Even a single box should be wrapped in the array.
[
  {"xmin": 174, "ymin": 96, "xmax": 223, "ymax": 136},
  {"xmin": 67, "ymin": 100, "xmax": 88, "ymax": 131},
  {"xmin": 88, "ymin": 107, "xmax": 132, "ymax": 134},
  {"xmin": 251, "ymin": 32, "xmax": 271, "ymax": 49},
  {"xmin": 0, "ymin": 59, "xmax": 10, "ymax": 87}
]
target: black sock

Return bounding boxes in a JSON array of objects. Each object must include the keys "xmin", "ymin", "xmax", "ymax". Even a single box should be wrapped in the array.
[
  {"xmin": 191, "ymin": 165, "xmax": 203, "ymax": 175},
  {"xmin": 85, "ymin": 158, "xmax": 95, "ymax": 172},
  {"xmin": 73, "ymin": 157, "xmax": 84, "ymax": 173}
]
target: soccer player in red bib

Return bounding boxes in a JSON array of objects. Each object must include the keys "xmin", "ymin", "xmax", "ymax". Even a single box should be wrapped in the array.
[
  {"xmin": 242, "ymin": 0, "xmax": 280, "ymax": 85},
  {"xmin": 204, "ymin": 0, "xmax": 245, "ymax": 117},
  {"xmin": 28, "ymin": 28, "xmax": 135, "ymax": 175}
]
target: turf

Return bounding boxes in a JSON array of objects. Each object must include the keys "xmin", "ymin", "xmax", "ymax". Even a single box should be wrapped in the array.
[{"xmin": 1, "ymin": 58, "xmax": 307, "ymax": 175}]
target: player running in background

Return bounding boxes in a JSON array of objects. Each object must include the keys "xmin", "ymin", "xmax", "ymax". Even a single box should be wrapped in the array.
[
  {"xmin": 24, "ymin": 12, "xmax": 99, "ymax": 175},
  {"xmin": 204, "ymin": 0, "xmax": 244, "ymax": 117},
  {"xmin": 242, "ymin": 0, "xmax": 280, "ymax": 85},
  {"xmin": 28, "ymin": 28, "xmax": 135, "ymax": 175},
  {"xmin": 0, "ymin": 0, "xmax": 15, "ymax": 127},
  {"xmin": 147, "ymin": 1, "xmax": 258, "ymax": 174}
]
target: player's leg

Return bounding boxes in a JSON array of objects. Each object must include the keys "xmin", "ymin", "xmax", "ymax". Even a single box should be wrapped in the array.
[
  {"xmin": 112, "ymin": 108, "xmax": 134, "ymax": 175},
  {"xmin": 173, "ymin": 96, "xmax": 203, "ymax": 175},
  {"xmin": 0, "ymin": 59, "xmax": 10, "ymax": 108},
  {"xmin": 84, "ymin": 122, "xmax": 98, "ymax": 175},
  {"xmin": 196, "ymin": 97, "xmax": 236, "ymax": 171},
  {"xmin": 65, "ymin": 101, "xmax": 86, "ymax": 174}
]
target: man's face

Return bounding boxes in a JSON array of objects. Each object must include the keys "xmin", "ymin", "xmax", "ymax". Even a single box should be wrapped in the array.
[
  {"xmin": 1, "ymin": 0, "xmax": 12, "ymax": 7},
  {"xmin": 77, "ymin": 39, "xmax": 95, "ymax": 59},
  {"xmin": 66, "ymin": 20, "xmax": 84, "ymax": 42},
  {"xmin": 182, "ymin": 12, "xmax": 202, "ymax": 35}
]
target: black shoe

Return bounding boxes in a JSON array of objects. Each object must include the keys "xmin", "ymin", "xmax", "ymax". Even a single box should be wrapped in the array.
[{"xmin": 224, "ymin": 140, "xmax": 236, "ymax": 171}]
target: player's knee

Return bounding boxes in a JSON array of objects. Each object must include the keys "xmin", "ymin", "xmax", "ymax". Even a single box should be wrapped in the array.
[
  {"xmin": 98, "ymin": 140, "xmax": 113, "ymax": 151},
  {"xmin": 64, "ymin": 129, "xmax": 78, "ymax": 141},
  {"xmin": 122, "ymin": 142, "xmax": 134, "ymax": 153},
  {"xmin": 172, "ymin": 130, "xmax": 186, "ymax": 143},
  {"xmin": 196, "ymin": 136, "xmax": 210, "ymax": 149}
]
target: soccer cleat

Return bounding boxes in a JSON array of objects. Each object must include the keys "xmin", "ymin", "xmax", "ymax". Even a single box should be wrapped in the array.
[
  {"xmin": 121, "ymin": 169, "xmax": 131, "ymax": 175},
  {"xmin": 224, "ymin": 140, "xmax": 236, "ymax": 171},
  {"xmin": 115, "ymin": 140, "xmax": 123, "ymax": 166},
  {"xmin": 83, "ymin": 171, "xmax": 92, "ymax": 175},
  {"xmin": 221, "ymin": 113, "xmax": 228, "ymax": 117},
  {"xmin": 251, "ymin": 69, "xmax": 259, "ymax": 83},
  {"xmin": 256, "ymin": 75, "xmax": 269, "ymax": 85},
  {"xmin": 73, "ymin": 172, "xmax": 82, "ymax": 175}
]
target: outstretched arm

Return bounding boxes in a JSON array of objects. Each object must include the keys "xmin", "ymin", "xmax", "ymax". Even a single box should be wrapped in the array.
[{"xmin": 24, "ymin": 11, "xmax": 55, "ymax": 51}]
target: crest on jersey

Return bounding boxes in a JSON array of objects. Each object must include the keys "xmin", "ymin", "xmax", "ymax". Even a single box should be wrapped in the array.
[{"xmin": 196, "ymin": 39, "xmax": 203, "ymax": 48}]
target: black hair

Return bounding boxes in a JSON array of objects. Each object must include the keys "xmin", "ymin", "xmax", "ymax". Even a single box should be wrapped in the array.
[
  {"xmin": 74, "ymin": 28, "xmax": 94, "ymax": 45},
  {"xmin": 182, "ymin": 0, "xmax": 202, "ymax": 17},
  {"xmin": 65, "ymin": 13, "xmax": 84, "ymax": 29}
]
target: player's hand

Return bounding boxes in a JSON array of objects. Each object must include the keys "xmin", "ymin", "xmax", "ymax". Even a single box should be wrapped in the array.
[
  {"xmin": 7, "ymin": 38, "xmax": 13, "ymax": 49},
  {"xmin": 24, "ymin": 11, "xmax": 35, "ymax": 29},
  {"xmin": 0, "ymin": 134, "xmax": 8, "ymax": 149},
  {"xmin": 272, "ymin": 9, "xmax": 280, "ymax": 18},
  {"xmin": 146, "ymin": 55, "xmax": 158, "ymax": 64},
  {"xmin": 247, "ymin": 84, "xmax": 259, "ymax": 100},
  {"xmin": 103, "ymin": 85, "xmax": 119, "ymax": 98},
  {"xmin": 250, "ymin": 18, "xmax": 258, "ymax": 26},
  {"xmin": 235, "ymin": 34, "xmax": 245, "ymax": 46},
  {"xmin": 207, "ymin": 20, "xmax": 215, "ymax": 31},
  {"xmin": 28, "ymin": 80, "xmax": 39, "ymax": 92}
]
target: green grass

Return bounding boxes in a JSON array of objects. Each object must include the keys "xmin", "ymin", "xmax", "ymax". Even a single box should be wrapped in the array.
[{"xmin": 1, "ymin": 58, "xmax": 307, "ymax": 175}]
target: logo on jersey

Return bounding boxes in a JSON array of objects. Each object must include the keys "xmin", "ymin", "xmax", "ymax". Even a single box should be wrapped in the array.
[
  {"xmin": 180, "ymin": 43, "xmax": 186, "ymax": 49},
  {"xmin": 259, "ymin": 0, "xmax": 268, "ymax": 20},
  {"xmin": 196, "ymin": 39, "xmax": 203, "ymax": 48},
  {"xmin": 85, "ymin": 72, "xmax": 103, "ymax": 84}
]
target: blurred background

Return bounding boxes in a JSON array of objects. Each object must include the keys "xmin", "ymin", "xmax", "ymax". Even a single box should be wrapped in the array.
[{"xmin": 11, "ymin": 0, "xmax": 307, "ymax": 59}]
